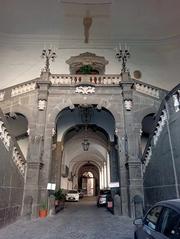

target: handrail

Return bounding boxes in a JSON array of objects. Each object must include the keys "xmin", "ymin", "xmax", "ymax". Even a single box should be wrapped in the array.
[
  {"xmin": 50, "ymin": 74, "xmax": 121, "ymax": 85},
  {"xmin": 0, "ymin": 78, "xmax": 38, "ymax": 101}
]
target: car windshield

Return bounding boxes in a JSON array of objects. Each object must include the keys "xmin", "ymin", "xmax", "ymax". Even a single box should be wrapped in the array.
[{"xmin": 68, "ymin": 190, "xmax": 78, "ymax": 193}]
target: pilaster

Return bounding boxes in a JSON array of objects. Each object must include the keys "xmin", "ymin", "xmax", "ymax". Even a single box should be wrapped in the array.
[
  {"xmin": 22, "ymin": 71, "xmax": 52, "ymax": 218},
  {"xmin": 54, "ymin": 142, "xmax": 63, "ymax": 189},
  {"xmin": 119, "ymin": 72, "xmax": 144, "ymax": 218}
]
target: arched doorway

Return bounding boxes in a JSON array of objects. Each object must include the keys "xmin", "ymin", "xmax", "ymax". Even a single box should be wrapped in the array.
[
  {"xmin": 78, "ymin": 163, "xmax": 99, "ymax": 196},
  {"xmin": 51, "ymin": 105, "xmax": 117, "ymax": 196}
]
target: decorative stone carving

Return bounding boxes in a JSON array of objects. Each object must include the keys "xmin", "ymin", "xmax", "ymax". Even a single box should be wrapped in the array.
[
  {"xmin": 75, "ymin": 86, "xmax": 95, "ymax": 94},
  {"xmin": 66, "ymin": 52, "xmax": 109, "ymax": 74},
  {"xmin": 124, "ymin": 100, "xmax": 133, "ymax": 111},
  {"xmin": 27, "ymin": 128, "xmax": 30, "ymax": 136},
  {"xmin": 38, "ymin": 100, "xmax": 46, "ymax": 111},
  {"xmin": 52, "ymin": 128, "xmax": 56, "ymax": 136}
]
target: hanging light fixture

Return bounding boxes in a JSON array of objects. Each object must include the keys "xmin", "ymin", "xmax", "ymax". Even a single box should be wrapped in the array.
[
  {"xmin": 82, "ymin": 125, "xmax": 90, "ymax": 151},
  {"xmin": 82, "ymin": 138, "xmax": 90, "ymax": 151}
]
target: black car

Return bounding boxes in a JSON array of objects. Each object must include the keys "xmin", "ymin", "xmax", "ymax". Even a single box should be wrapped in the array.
[
  {"xmin": 134, "ymin": 199, "xmax": 180, "ymax": 239},
  {"xmin": 97, "ymin": 189, "xmax": 111, "ymax": 207}
]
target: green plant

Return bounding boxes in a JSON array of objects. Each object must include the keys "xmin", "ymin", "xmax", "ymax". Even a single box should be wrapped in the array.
[
  {"xmin": 54, "ymin": 189, "xmax": 65, "ymax": 201},
  {"xmin": 79, "ymin": 65, "xmax": 93, "ymax": 74},
  {"xmin": 40, "ymin": 201, "xmax": 48, "ymax": 210}
]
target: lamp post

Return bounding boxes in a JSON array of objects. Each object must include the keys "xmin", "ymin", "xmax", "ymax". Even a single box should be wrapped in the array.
[
  {"xmin": 115, "ymin": 44, "xmax": 130, "ymax": 73},
  {"xmin": 41, "ymin": 48, "xmax": 57, "ymax": 72}
]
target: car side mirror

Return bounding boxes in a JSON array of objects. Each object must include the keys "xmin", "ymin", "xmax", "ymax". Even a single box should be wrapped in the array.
[{"xmin": 133, "ymin": 218, "xmax": 143, "ymax": 225}]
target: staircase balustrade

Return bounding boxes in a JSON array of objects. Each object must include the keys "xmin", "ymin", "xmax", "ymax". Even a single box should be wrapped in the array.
[
  {"xmin": 50, "ymin": 74, "xmax": 121, "ymax": 85},
  {"xmin": 11, "ymin": 82, "xmax": 36, "ymax": 97},
  {"xmin": 0, "ymin": 75, "xmax": 167, "ymax": 101},
  {"xmin": 135, "ymin": 82, "xmax": 160, "ymax": 98},
  {"xmin": 0, "ymin": 115, "xmax": 26, "ymax": 177},
  {"xmin": 142, "ymin": 83, "xmax": 180, "ymax": 174}
]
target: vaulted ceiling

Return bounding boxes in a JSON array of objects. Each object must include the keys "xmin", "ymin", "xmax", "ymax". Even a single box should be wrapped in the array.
[{"xmin": 0, "ymin": 0, "xmax": 180, "ymax": 41}]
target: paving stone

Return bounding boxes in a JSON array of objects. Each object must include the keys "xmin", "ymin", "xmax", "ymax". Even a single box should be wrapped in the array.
[{"xmin": 0, "ymin": 198, "xmax": 133, "ymax": 239}]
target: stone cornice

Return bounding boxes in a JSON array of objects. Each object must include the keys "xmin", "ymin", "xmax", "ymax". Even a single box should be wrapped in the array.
[{"xmin": 0, "ymin": 32, "xmax": 180, "ymax": 48}]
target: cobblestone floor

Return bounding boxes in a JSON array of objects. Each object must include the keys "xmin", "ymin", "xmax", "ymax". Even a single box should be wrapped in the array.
[{"xmin": 0, "ymin": 197, "xmax": 133, "ymax": 239}]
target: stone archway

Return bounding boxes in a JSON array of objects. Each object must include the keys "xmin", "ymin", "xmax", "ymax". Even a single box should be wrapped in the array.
[
  {"xmin": 78, "ymin": 163, "xmax": 99, "ymax": 196},
  {"xmin": 51, "ymin": 105, "xmax": 116, "ymax": 195}
]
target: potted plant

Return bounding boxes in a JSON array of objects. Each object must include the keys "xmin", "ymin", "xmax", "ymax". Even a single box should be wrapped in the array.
[
  {"xmin": 39, "ymin": 201, "xmax": 48, "ymax": 218},
  {"xmin": 54, "ymin": 189, "xmax": 65, "ymax": 213}
]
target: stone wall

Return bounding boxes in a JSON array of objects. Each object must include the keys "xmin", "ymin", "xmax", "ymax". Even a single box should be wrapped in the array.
[
  {"xmin": 0, "ymin": 109, "xmax": 24, "ymax": 228},
  {"xmin": 143, "ymin": 84, "xmax": 180, "ymax": 211}
]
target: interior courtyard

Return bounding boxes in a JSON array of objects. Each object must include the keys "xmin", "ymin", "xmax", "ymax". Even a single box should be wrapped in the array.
[{"xmin": 0, "ymin": 1, "xmax": 180, "ymax": 237}]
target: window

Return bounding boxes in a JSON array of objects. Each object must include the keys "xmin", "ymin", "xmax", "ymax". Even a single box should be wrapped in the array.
[
  {"xmin": 158, "ymin": 207, "xmax": 180, "ymax": 238},
  {"xmin": 144, "ymin": 206, "xmax": 162, "ymax": 230}
]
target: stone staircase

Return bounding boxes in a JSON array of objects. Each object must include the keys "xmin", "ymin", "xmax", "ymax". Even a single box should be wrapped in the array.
[{"xmin": 0, "ymin": 108, "xmax": 26, "ymax": 228}]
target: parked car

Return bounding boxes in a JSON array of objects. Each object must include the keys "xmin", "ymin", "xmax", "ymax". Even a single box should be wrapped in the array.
[
  {"xmin": 97, "ymin": 189, "xmax": 111, "ymax": 207},
  {"xmin": 78, "ymin": 189, "xmax": 84, "ymax": 199},
  {"xmin": 66, "ymin": 190, "xmax": 79, "ymax": 202},
  {"xmin": 134, "ymin": 199, "xmax": 180, "ymax": 239}
]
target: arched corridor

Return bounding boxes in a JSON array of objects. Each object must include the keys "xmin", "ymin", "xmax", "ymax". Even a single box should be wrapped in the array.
[{"xmin": 51, "ymin": 105, "xmax": 115, "ymax": 194}]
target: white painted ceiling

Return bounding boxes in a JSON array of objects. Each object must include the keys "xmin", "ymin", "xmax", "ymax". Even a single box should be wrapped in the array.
[{"xmin": 0, "ymin": 0, "xmax": 180, "ymax": 40}]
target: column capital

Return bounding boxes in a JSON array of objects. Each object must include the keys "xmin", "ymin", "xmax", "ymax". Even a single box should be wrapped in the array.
[{"xmin": 37, "ymin": 74, "xmax": 52, "ymax": 101}]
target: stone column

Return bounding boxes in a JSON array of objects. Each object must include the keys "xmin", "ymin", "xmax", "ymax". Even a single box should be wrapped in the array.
[
  {"xmin": 101, "ymin": 168, "xmax": 104, "ymax": 189},
  {"xmin": 107, "ymin": 152, "xmax": 110, "ymax": 188},
  {"xmin": 109, "ymin": 142, "xmax": 119, "ymax": 183},
  {"xmin": 120, "ymin": 72, "xmax": 144, "ymax": 218},
  {"xmin": 103, "ymin": 162, "xmax": 107, "ymax": 188}
]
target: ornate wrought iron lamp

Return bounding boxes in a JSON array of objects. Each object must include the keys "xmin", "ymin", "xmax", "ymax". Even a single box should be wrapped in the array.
[
  {"xmin": 41, "ymin": 48, "xmax": 57, "ymax": 72},
  {"xmin": 115, "ymin": 43, "xmax": 130, "ymax": 73}
]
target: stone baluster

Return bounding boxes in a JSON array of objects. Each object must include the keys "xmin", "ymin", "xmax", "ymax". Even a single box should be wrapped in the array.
[
  {"xmin": 173, "ymin": 93, "xmax": 180, "ymax": 112},
  {"xmin": 0, "ymin": 91, "xmax": 5, "ymax": 101},
  {"xmin": 143, "ymin": 109, "xmax": 168, "ymax": 173},
  {"xmin": 11, "ymin": 82, "xmax": 36, "ymax": 97},
  {"xmin": 135, "ymin": 83, "xmax": 159, "ymax": 98}
]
